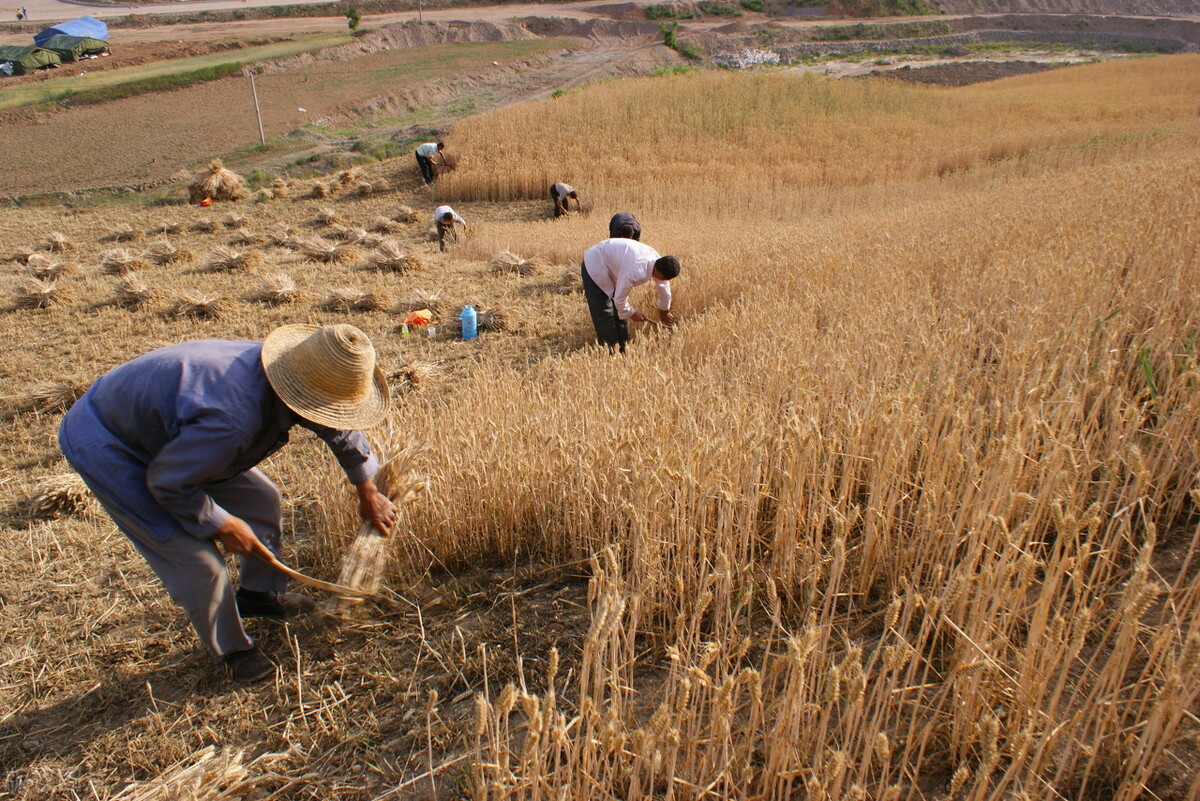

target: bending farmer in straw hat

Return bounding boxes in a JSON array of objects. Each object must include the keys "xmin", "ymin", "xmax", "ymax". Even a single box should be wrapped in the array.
[
  {"xmin": 58, "ymin": 324, "xmax": 399, "ymax": 683},
  {"xmin": 549, "ymin": 182, "xmax": 579, "ymax": 218},
  {"xmin": 581, "ymin": 237, "xmax": 679, "ymax": 353},
  {"xmin": 433, "ymin": 204, "xmax": 467, "ymax": 252}
]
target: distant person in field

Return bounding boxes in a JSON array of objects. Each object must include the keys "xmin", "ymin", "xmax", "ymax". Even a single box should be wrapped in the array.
[
  {"xmin": 57, "ymin": 324, "xmax": 398, "ymax": 683},
  {"xmin": 608, "ymin": 212, "xmax": 641, "ymax": 241},
  {"xmin": 414, "ymin": 141, "xmax": 447, "ymax": 185},
  {"xmin": 433, "ymin": 204, "xmax": 467, "ymax": 252},
  {"xmin": 550, "ymin": 182, "xmax": 580, "ymax": 218},
  {"xmin": 581, "ymin": 237, "xmax": 679, "ymax": 353}
]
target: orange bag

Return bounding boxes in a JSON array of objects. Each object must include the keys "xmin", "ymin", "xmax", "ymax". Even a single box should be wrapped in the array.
[{"xmin": 403, "ymin": 308, "xmax": 433, "ymax": 326}]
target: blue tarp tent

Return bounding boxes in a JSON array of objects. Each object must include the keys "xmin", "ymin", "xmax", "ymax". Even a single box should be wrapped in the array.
[{"xmin": 34, "ymin": 17, "xmax": 109, "ymax": 48}]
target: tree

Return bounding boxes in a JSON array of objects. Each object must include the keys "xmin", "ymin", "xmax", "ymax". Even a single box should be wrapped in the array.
[{"xmin": 346, "ymin": 6, "xmax": 361, "ymax": 30}]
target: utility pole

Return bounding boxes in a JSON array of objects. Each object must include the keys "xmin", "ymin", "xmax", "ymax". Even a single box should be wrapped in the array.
[
  {"xmin": 245, "ymin": 68, "xmax": 266, "ymax": 146},
  {"xmin": 418, "ymin": 0, "xmax": 422, "ymax": 23}
]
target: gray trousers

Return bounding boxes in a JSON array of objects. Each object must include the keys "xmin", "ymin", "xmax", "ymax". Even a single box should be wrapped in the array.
[{"xmin": 85, "ymin": 468, "xmax": 287, "ymax": 658}]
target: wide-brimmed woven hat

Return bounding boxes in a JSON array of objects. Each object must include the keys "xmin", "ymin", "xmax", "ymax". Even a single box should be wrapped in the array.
[{"xmin": 261, "ymin": 323, "xmax": 390, "ymax": 429}]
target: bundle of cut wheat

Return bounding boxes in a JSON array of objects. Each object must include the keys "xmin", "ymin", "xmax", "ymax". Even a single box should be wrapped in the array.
[
  {"xmin": 315, "ymin": 208, "xmax": 340, "ymax": 226},
  {"xmin": 367, "ymin": 242, "xmax": 425, "ymax": 274},
  {"xmin": 554, "ymin": 266, "xmax": 582, "ymax": 293},
  {"xmin": 150, "ymin": 222, "xmax": 181, "ymax": 236},
  {"xmin": 42, "ymin": 231, "xmax": 72, "ymax": 253},
  {"xmin": 372, "ymin": 178, "xmax": 391, "ymax": 194},
  {"xmin": 391, "ymin": 359, "xmax": 444, "ymax": 393},
  {"xmin": 444, "ymin": 304, "xmax": 517, "ymax": 335},
  {"xmin": 490, "ymin": 250, "xmax": 541, "ymax": 276},
  {"xmin": 169, "ymin": 292, "xmax": 225, "ymax": 319},
  {"xmin": 101, "ymin": 249, "xmax": 151, "ymax": 276},
  {"xmin": 15, "ymin": 277, "xmax": 73, "ymax": 309},
  {"xmin": 326, "ymin": 225, "xmax": 363, "ymax": 243},
  {"xmin": 271, "ymin": 178, "xmax": 291, "ymax": 199},
  {"xmin": 268, "ymin": 226, "xmax": 298, "ymax": 248},
  {"xmin": 26, "ymin": 253, "xmax": 71, "ymax": 281},
  {"xmin": 337, "ymin": 168, "xmax": 360, "ymax": 186},
  {"xmin": 188, "ymin": 158, "xmax": 248, "ymax": 203},
  {"xmin": 10, "ymin": 246, "xmax": 35, "ymax": 264},
  {"xmin": 191, "ymin": 219, "xmax": 217, "ymax": 233},
  {"xmin": 19, "ymin": 380, "xmax": 88, "ymax": 414},
  {"xmin": 308, "ymin": 182, "xmax": 332, "ymax": 200},
  {"xmin": 322, "ymin": 288, "xmax": 391, "ymax": 313},
  {"xmin": 334, "ymin": 455, "xmax": 428, "ymax": 600},
  {"xmin": 303, "ymin": 239, "xmax": 359, "ymax": 265},
  {"xmin": 359, "ymin": 233, "xmax": 384, "ymax": 250},
  {"xmin": 252, "ymin": 274, "xmax": 301, "ymax": 306},
  {"xmin": 25, "ymin": 473, "xmax": 93, "ymax": 520},
  {"xmin": 222, "ymin": 213, "xmax": 248, "ymax": 229},
  {"xmin": 143, "ymin": 241, "xmax": 195, "ymax": 266},
  {"xmin": 353, "ymin": 182, "xmax": 375, "ymax": 198},
  {"xmin": 110, "ymin": 746, "xmax": 274, "ymax": 801},
  {"xmin": 396, "ymin": 289, "xmax": 445, "ymax": 315},
  {"xmin": 229, "ymin": 230, "xmax": 264, "ymax": 247},
  {"xmin": 115, "ymin": 275, "xmax": 155, "ymax": 309},
  {"xmin": 251, "ymin": 188, "xmax": 274, "ymax": 204},
  {"xmin": 204, "ymin": 246, "xmax": 263, "ymax": 273},
  {"xmin": 101, "ymin": 224, "xmax": 143, "ymax": 243},
  {"xmin": 369, "ymin": 217, "xmax": 400, "ymax": 233},
  {"xmin": 393, "ymin": 205, "xmax": 417, "ymax": 223}
]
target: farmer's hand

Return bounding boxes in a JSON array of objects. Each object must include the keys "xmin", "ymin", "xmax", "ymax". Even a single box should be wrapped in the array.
[
  {"xmin": 215, "ymin": 516, "xmax": 271, "ymax": 559},
  {"xmin": 357, "ymin": 480, "xmax": 399, "ymax": 536},
  {"xmin": 660, "ymin": 309, "xmax": 676, "ymax": 327}
]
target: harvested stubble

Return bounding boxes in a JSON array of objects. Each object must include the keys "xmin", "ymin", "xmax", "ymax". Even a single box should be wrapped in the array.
[
  {"xmin": 358, "ymin": 232, "xmax": 384, "ymax": 250},
  {"xmin": 149, "ymin": 222, "xmax": 181, "ymax": 235},
  {"xmin": 188, "ymin": 158, "xmax": 247, "ymax": 203},
  {"xmin": 445, "ymin": 304, "xmax": 517, "ymax": 334},
  {"xmin": 15, "ymin": 277, "xmax": 73, "ymax": 309},
  {"xmin": 373, "ymin": 178, "xmax": 391, "ymax": 193},
  {"xmin": 327, "ymin": 225, "xmax": 367, "ymax": 243},
  {"xmin": 41, "ymin": 231, "xmax": 72, "ymax": 253},
  {"xmin": 114, "ymin": 275, "xmax": 155, "ymax": 309},
  {"xmin": 10, "ymin": 246, "xmax": 35, "ymax": 263},
  {"xmin": 302, "ymin": 238, "xmax": 359, "ymax": 265},
  {"xmin": 269, "ymin": 226, "xmax": 299, "ymax": 248},
  {"xmin": 252, "ymin": 273, "xmax": 300, "ymax": 305},
  {"xmin": 393, "ymin": 205, "xmax": 417, "ymax": 223},
  {"xmin": 169, "ymin": 292, "xmax": 225, "ymax": 319},
  {"xmin": 143, "ymin": 241, "xmax": 195, "ymax": 266},
  {"xmin": 203, "ymin": 246, "xmax": 263, "ymax": 273},
  {"xmin": 321, "ymin": 287, "xmax": 391, "ymax": 313},
  {"xmin": 369, "ymin": 216, "xmax": 401, "ymax": 233},
  {"xmin": 25, "ymin": 473, "xmax": 93, "ymax": 520},
  {"xmin": 315, "ymin": 207, "xmax": 340, "ymax": 227},
  {"xmin": 490, "ymin": 250, "xmax": 541, "ymax": 276},
  {"xmin": 101, "ymin": 224, "xmax": 143, "ymax": 243},
  {"xmin": 251, "ymin": 188, "xmax": 274, "ymax": 203},
  {"xmin": 366, "ymin": 241, "xmax": 425, "ymax": 274},
  {"xmin": 17, "ymin": 379, "xmax": 87, "ymax": 414},
  {"xmin": 334, "ymin": 456, "xmax": 428, "ymax": 600},
  {"xmin": 190, "ymin": 219, "xmax": 217, "ymax": 233},
  {"xmin": 25, "ymin": 253, "xmax": 71, "ymax": 281},
  {"xmin": 222, "ymin": 213, "xmax": 248, "ymax": 229},
  {"xmin": 100, "ymin": 248, "xmax": 151, "ymax": 275}
]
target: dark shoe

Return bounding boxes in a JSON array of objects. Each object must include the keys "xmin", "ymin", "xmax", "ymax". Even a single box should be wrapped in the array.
[
  {"xmin": 223, "ymin": 645, "xmax": 275, "ymax": 683},
  {"xmin": 236, "ymin": 588, "xmax": 316, "ymax": 620}
]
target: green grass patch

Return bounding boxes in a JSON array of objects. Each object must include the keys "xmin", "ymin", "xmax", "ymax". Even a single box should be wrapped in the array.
[
  {"xmin": 652, "ymin": 63, "xmax": 699, "ymax": 76},
  {"xmin": 0, "ymin": 33, "xmax": 350, "ymax": 112},
  {"xmin": 698, "ymin": 1, "xmax": 741, "ymax": 14},
  {"xmin": 739, "ymin": 0, "xmax": 764, "ymax": 10},
  {"xmin": 661, "ymin": 22, "xmax": 703, "ymax": 60},
  {"xmin": 646, "ymin": 4, "xmax": 698, "ymax": 20}
]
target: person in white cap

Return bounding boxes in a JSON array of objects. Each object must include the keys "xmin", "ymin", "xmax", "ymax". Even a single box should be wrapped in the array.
[
  {"xmin": 57, "ymin": 324, "xmax": 398, "ymax": 682},
  {"xmin": 433, "ymin": 204, "xmax": 467, "ymax": 252}
]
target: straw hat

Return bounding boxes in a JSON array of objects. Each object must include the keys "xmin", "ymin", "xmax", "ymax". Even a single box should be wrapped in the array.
[{"xmin": 261, "ymin": 323, "xmax": 389, "ymax": 429}]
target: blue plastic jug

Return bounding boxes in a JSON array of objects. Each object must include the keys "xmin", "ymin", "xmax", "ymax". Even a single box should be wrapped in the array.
[{"xmin": 460, "ymin": 305, "xmax": 478, "ymax": 340}]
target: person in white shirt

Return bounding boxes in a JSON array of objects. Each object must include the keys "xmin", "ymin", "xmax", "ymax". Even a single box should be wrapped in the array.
[
  {"xmin": 581, "ymin": 238, "xmax": 679, "ymax": 353},
  {"xmin": 549, "ymin": 182, "xmax": 579, "ymax": 218},
  {"xmin": 415, "ymin": 141, "xmax": 446, "ymax": 185},
  {"xmin": 433, "ymin": 205, "xmax": 467, "ymax": 252}
]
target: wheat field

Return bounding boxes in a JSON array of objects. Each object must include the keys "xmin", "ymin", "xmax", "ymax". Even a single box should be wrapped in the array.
[{"xmin": 1, "ymin": 55, "xmax": 1198, "ymax": 799}]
